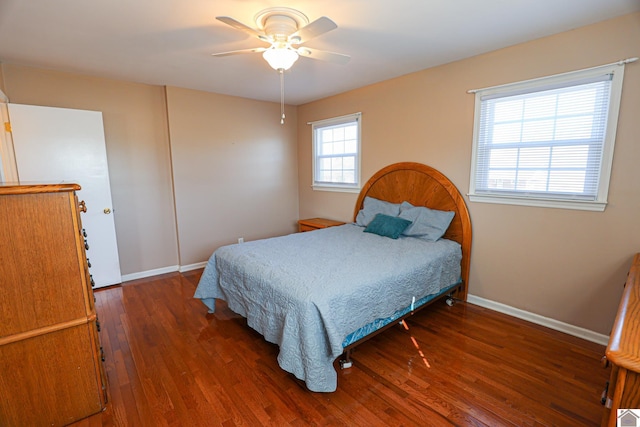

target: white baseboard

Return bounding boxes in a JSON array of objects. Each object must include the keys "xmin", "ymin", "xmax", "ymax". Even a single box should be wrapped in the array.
[
  {"xmin": 121, "ymin": 265, "xmax": 179, "ymax": 282},
  {"xmin": 467, "ymin": 294, "xmax": 610, "ymax": 346},
  {"xmin": 179, "ymin": 262, "xmax": 207, "ymax": 272},
  {"xmin": 120, "ymin": 262, "xmax": 207, "ymax": 283}
]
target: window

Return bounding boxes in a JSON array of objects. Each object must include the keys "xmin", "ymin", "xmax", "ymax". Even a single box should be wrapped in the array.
[
  {"xmin": 469, "ymin": 61, "xmax": 630, "ymax": 211},
  {"xmin": 310, "ymin": 112, "xmax": 361, "ymax": 192}
]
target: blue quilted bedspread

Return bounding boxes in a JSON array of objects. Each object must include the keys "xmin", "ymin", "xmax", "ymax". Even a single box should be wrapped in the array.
[{"xmin": 194, "ymin": 223, "xmax": 461, "ymax": 392}]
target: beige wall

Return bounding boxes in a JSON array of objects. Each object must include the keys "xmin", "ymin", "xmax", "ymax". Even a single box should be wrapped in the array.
[
  {"xmin": 166, "ymin": 86, "xmax": 299, "ymax": 266},
  {"xmin": 0, "ymin": 66, "xmax": 300, "ymax": 275},
  {"xmin": 297, "ymin": 13, "xmax": 640, "ymax": 335},
  {"xmin": 1, "ymin": 64, "xmax": 179, "ymax": 275},
  {"xmin": 0, "ymin": 64, "xmax": 5, "ymax": 94}
]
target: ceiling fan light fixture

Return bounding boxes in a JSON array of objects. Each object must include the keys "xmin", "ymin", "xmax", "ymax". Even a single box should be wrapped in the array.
[
  {"xmin": 262, "ymin": 47, "xmax": 299, "ymax": 71},
  {"xmin": 213, "ymin": 7, "xmax": 348, "ymax": 124}
]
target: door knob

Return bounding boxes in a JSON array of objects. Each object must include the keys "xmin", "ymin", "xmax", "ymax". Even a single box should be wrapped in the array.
[{"xmin": 104, "ymin": 208, "xmax": 111, "ymax": 214}]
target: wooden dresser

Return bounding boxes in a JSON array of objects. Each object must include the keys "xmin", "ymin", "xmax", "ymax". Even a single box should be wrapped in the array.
[
  {"xmin": 0, "ymin": 184, "xmax": 107, "ymax": 426},
  {"xmin": 602, "ymin": 253, "xmax": 640, "ymax": 427}
]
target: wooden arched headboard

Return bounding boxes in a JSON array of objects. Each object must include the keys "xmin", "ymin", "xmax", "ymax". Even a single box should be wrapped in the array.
[{"xmin": 353, "ymin": 162, "xmax": 472, "ymax": 300}]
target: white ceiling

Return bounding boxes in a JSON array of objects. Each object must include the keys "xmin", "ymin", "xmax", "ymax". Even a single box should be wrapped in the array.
[{"xmin": 0, "ymin": 1, "xmax": 638, "ymax": 105}]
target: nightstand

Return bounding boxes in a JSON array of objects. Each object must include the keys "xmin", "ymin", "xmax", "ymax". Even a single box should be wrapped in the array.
[{"xmin": 298, "ymin": 217, "xmax": 346, "ymax": 232}]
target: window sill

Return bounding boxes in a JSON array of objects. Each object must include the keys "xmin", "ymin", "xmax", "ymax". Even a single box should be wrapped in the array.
[
  {"xmin": 312, "ymin": 184, "xmax": 361, "ymax": 194},
  {"xmin": 468, "ymin": 193, "xmax": 607, "ymax": 212}
]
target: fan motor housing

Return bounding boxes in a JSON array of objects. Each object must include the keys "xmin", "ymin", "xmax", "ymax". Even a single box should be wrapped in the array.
[
  {"xmin": 255, "ymin": 7, "xmax": 309, "ymax": 37},
  {"xmin": 264, "ymin": 15, "xmax": 297, "ymax": 38}
]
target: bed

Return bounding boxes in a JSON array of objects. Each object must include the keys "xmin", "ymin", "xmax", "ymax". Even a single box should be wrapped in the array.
[{"xmin": 194, "ymin": 162, "xmax": 472, "ymax": 392}]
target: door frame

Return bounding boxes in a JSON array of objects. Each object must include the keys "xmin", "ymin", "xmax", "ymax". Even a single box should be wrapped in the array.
[{"xmin": 0, "ymin": 90, "xmax": 18, "ymax": 182}]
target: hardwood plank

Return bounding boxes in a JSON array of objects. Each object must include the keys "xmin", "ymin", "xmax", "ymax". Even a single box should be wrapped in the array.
[{"xmin": 70, "ymin": 270, "xmax": 609, "ymax": 426}]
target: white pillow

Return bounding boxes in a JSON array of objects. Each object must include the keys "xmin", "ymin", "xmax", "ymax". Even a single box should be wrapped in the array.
[
  {"xmin": 355, "ymin": 196, "xmax": 402, "ymax": 227},
  {"xmin": 398, "ymin": 201, "xmax": 455, "ymax": 241}
]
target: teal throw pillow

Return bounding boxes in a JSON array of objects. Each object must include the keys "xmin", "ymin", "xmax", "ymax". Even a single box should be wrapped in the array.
[{"xmin": 364, "ymin": 213, "xmax": 412, "ymax": 239}]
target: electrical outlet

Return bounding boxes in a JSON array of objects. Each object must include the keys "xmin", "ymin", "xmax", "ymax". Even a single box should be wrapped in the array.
[{"xmin": 238, "ymin": 237, "xmax": 244, "ymax": 244}]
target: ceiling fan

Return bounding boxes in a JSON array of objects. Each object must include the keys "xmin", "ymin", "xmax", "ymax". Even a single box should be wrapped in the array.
[
  {"xmin": 212, "ymin": 7, "xmax": 351, "ymax": 71},
  {"xmin": 212, "ymin": 8, "xmax": 350, "ymax": 124}
]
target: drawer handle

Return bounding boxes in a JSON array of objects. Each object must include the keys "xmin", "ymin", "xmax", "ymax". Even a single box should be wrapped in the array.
[
  {"xmin": 601, "ymin": 381, "xmax": 609, "ymax": 405},
  {"xmin": 78, "ymin": 200, "xmax": 87, "ymax": 213}
]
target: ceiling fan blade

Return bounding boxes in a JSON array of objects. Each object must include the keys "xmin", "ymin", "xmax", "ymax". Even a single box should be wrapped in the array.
[
  {"xmin": 211, "ymin": 47, "xmax": 267, "ymax": 57},
  {"xmin": 297, "ymin": 47, "xmax": 350, "ymax": 65},
  {"xmin": 216, "ymin": 16, "xmax": 269, "ymax": 41},
  {"xmin": 291, "ymin": 16, "xmax": 337, "ymax": 44}
]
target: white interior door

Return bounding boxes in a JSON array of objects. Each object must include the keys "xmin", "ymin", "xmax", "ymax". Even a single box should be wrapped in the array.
[{"xmin": 8, "ymin": 103, "xmax": 122, "ymax": 288}]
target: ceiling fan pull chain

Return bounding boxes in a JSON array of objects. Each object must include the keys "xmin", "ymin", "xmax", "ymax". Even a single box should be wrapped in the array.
[{"xmin": 280, "ymin": 68, "xmax": 286, "ymax": 125}]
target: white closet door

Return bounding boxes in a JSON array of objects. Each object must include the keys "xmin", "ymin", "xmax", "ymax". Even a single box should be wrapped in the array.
[{"xmin": 8, "ymin": 103, "xmax": 122, "ymax": 288}]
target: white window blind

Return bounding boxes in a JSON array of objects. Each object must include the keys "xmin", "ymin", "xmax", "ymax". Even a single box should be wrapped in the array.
[
  {"xmin": 469, "ymin": 60, "xmax": 631, "ymax": 211},
  {"xmin": 310, "ymin": 112, "xmax": 361, "ymax": 192}
]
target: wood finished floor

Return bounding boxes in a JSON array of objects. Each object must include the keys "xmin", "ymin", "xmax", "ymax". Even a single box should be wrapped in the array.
[{"xmin": 71, "ymin": 270, "xmax": 610, "ymax": 426}]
